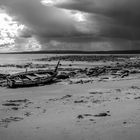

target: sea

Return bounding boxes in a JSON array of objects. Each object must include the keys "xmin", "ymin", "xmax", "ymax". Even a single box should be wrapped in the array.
[
  {"xmin": 0, "ymin": 54, "xmax": 55, "ymax": 64},
  {"xmin": 0, "ymin": 53, "xmax": 139, "ymax": 65}
]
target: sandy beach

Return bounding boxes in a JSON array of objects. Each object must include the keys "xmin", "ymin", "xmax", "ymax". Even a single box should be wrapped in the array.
[
  {"xmin": 1, "ymin": 78, "xmax": 140, "ymax": 140},
  {"xmin": 0, "ymin": 55, "xmax": 140, "ymax": 140}
]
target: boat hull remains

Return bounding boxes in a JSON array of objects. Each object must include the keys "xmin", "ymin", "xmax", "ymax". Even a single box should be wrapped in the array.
[{"xmin": 7, "ymin": 61, "xmax": 60, "ymax": 88}]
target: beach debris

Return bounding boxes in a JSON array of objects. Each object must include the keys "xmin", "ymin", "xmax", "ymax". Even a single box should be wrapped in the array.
[
  {"xmin": 77, "ymin": 115, "xmax": 84, "ymax": 119},
  {"xmin": 68, "ymin": 71, "xmax": 77, "ymax": 77},
  {"xmin": 74, "ymin": 100, "xmax": 88, "ymax": 103},
  {"xmin": 6, "ymin": 99, "xmax": 29, "ymax": 103},
  {"xmin": 60, "ymin": 94, "xmax": 72, "ymax": 99},
  {"xmin": 0, "ymin": 117, "xmax": 23, "ymax": 128},
  {"xmin": 2, "ymin": 103, "xmax": 20, "ymax": 106},
  {"xmin": 2, "ymin": 99, "xmax": 32, "ymax": 110},
  {"xmin": 123, "ymin": 121, "xmax": 127, "ymax": 124},
  {"xmin": 48, "ymin": 98, "xmax": 58, "ymax": 102},
  {"xmin": 77, "ymin": 114, "xmax": 94, "ymax": 120},
  {"xmin": 120, "ymin": 70, "xmax": 129, "ymax": 78},
  {"xmin": 89, "ymin": 119, "xmax": 96, "ymax": 122},
  {"xmin": 35, "ymin": 106, "xmax": 41, "ymax": 109},
  {"xmin": 89, "ymin": 91, "xmax": 103, "ymax": 95},
  {"xmin": 134, "ymin": 96, "xmax": 140, "ymax": 99},
  {"xmin": 48, "ymin": 94, "xmax": 72, "ymax": 102},
  {"xmin": 69, "ymin": 78, "xmax": 93, "ymax": 84},
  {"xmin": 83, "ymin": 114, "xmax": 94, "ymax": 117},
  {"xmin": 89, "ymin": 89, "xmax": 111, "ymax": 95},
  {"xmin": 115, "ymin": 97, "xmax": 120, "ymax": 100},
  {"xmin": 94, "ymin": 112, "xmax": 110, "ymax": 117},
  {"xmin": 56, "ymin": 73, "xmax": 69, "ymax": 79},
  {"xmin": 0, "ymin": 117, "xmax": 23, "ymax": 123},
  {"xmin": 92, "ymin": 99, "xmax": 102, "ymax": 104},
  {"xmin": 130, "ymin": 86, "xmax": 140, "ymax": 89},
  {"xmin": 2, "ymin": 99, "xmax": 30, "ymax": 106},
  {"xmin": 11, "ymin": 107, "xmax": 19, "ymax": 110}
]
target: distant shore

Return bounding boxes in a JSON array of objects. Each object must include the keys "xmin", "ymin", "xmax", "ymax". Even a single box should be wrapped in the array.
[{"xmin": 1, "ymin": 50, "xmax": 140, "ymax": 54}]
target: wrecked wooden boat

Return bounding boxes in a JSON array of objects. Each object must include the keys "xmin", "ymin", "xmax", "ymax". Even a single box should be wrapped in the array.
[{"xmin": 7, "ymin": 61, "xmax": 60, "ymax": 88}]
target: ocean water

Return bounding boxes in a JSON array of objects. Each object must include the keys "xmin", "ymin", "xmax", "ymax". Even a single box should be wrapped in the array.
[
  {"xmin": 0, "ymin": 53, "xmax": 139, "ymax": 65},
  {"xmin": 0, "ymin": 54, "xmax": 56, "ymax": 64}
]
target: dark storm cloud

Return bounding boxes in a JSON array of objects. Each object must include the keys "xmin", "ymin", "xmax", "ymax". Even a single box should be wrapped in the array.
[
  {"xmin": 56, "ymin": 0, "xmax": 140, "ymax": 41},
  {"xmin": 56, "ymin": 0, "xmax": 140, "ymax": 26},
  {"xmin": 0, "ymin": 0, "xmax": 88, "ymax": 42},
  {"xmin": 38, "ymin": 35, "xmax": 104, "ymax": 44},
  {"xmin": 0, "ymin": 0, "xmax": 140, "ymax": 50}
]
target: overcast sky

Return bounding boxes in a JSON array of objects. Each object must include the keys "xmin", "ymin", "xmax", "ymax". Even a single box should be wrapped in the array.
[{"xmin": 0, "ymin": 0, "xmax": 139, "ymax": 52}]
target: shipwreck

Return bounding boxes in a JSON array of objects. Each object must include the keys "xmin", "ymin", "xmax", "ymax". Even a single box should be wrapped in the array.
[{"xmin": 6, "ymin": 60, "xmax": 60, "ymax": 88}]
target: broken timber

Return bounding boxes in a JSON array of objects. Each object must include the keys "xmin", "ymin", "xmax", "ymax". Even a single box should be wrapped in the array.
[{"xmin": 6, "ymin": 60, "xmax": 60, "ymax": 88}]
